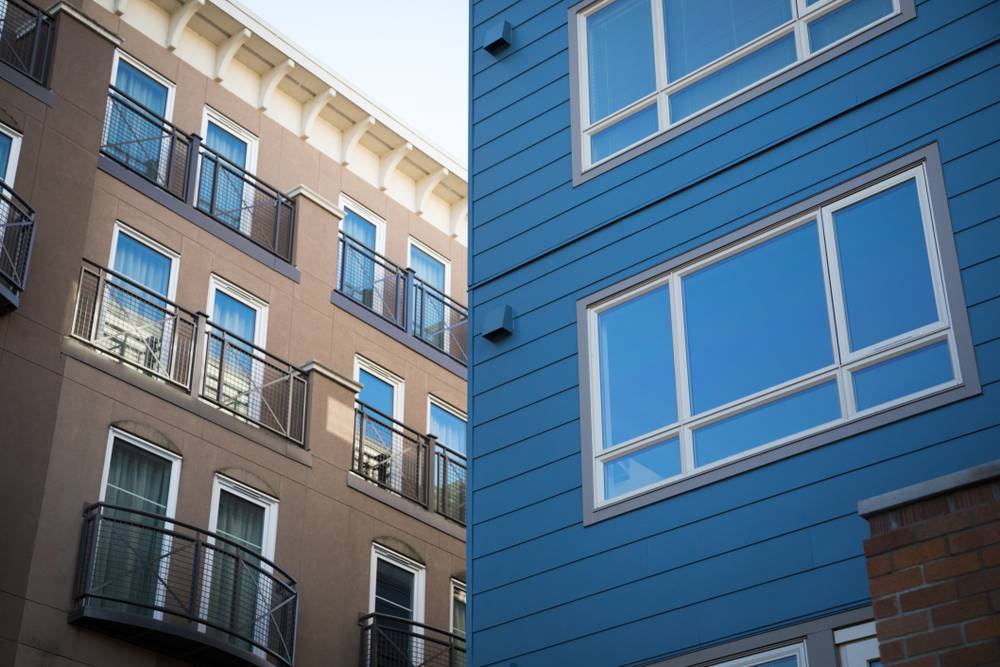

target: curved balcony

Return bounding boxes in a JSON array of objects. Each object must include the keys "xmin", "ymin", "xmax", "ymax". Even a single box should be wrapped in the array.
[
  {"xmin": 71, "ymin": 503, "xmax": 298, "ymax": 667},
  {"xmin": 0, "ymin": 180, "xmax": 35, "ymax": 312},
  {"xmin": 359, "ymin": 613, "xmax": 466, "ymax": 667}
]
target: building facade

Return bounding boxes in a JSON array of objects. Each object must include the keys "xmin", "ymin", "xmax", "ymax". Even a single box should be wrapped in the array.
[
  {"xmin": 468, "ymin": 1, "xmax": 1000, "ymax": 666},
  {"xmin": 0, "ymin": 1, "xmax": 469, "ymax": 665}
]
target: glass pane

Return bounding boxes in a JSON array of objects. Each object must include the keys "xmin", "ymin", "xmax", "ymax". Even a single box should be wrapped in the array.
[
  {"xmin": 693, "ymin": 381, "xmax": 841, "ymax": 467},
  {"xmin": 359, "ymin": 369, "xmax": 394, "ymax": 416},
  {"xmin": 108, "ymin": 61, "xmax": 169, "ymax": 182},
  {"xmin": 343, "ymin": 208, "xmax": 377, "ymax": 248},
  {"xmin": 758, "ymin": 658, "xmax": 799, "ymax": 667},
  {"xmin": 833, "ymin": 179, "xmax": 938, "ymax": 351},
  {"xmin": 597, "ymin": 285, "xmax": 676, "ymax": 448},
  {"xmin": 591, "ymin": 104, "xmax": 658, "ymax": 162},
  {"xmin": 205, "ymin": 122, "xmax": 248, "ymax": 167},
  {"xmin": 115, "ymin": 60, "xmax": 168, "ymax": 116},
  {"xmin": 683, "ymin": 221, "xmax": 833, "ymax": 414},
  {"xmin": 0, "ymin": 133, "xmax": 11, "ymax": 181},
  {"xmin": 113, "ymin": 233, "xmax": 172, "ymax": 297},
  {"xmin": 105, "ymin": 439, "xmax": 171, "ymax": 514},
  {"xmin": 213, "ymin": 291, "xmax": 257, "ymax": 342},
  {"xmin": 452, "ymin": 588, "xmax": 467, "ymax": 637},
  {"xmin": 199, "ymin": 122, "xmax": 250, "ymax": 230},
  {"xmin": 410, "ymin": 245, "xmax": 446, "ymax": 292},
  {"xmin": 216, "ymin": 490, "xmax": 265, "ymax": 554},
  {"xmin": 808, "ymin": 0, "xmax": 894, "ymax": 52},
  {"xmin": 604, "ymin": 437, "xmax": 680, "ymax": 500},
  {"xmin": 375, "ymin": 558, "xmax": 415, "ymax": 618},
  {"xmin": 669, "ymin": 33, "xmax": 796, "ymax": 122},
  {"xmin": 853, "ymin": 340, "xmax": 953, "ymax": 411},
  {"xmin": 663, "ymin": 0, "xmax": 792, "ymax": 80},
  {"xmin": 587, "ymin": 0, "xmax": 656, "ymax": 122},
  {"xmin": 430, "ymin": 403, "xmax": 466, "ymax": 456}
]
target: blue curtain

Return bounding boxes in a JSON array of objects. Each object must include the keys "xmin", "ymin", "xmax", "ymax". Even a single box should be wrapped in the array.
[
  {"xmin": 199, "ymin": 122, "xmax": 250, "ymax": 230},
  {"xmin": 114, "ymin": 233, "xmax": 171, "ymax": 297},
  {"xmin": 116, "ymin": 61, "xmax": 168, "ymax": 114},
  {"xmin": 430, "ymin": 403, "xmax": 466, "ymax": 455},
  {"xmin": 411, "ymin": 245, "xmax": 447, "ymax": 349},
  {"xmin": 343, "ymin": 209, "xmax": 377, "ymax": 248},
  {"xmin": 0, "ymin": 134, "xmax": 11, "ymax": 182},
  {"xmin": 341, "ymin": 208, "xmax": 378, "ymax": 308},
  {"xmin": 213, "ymin": 290, "xmax": 257, "ymax": 342},
  {"xmin": 109, "ymin": 61, "xmax": 169, "ymax": 181},
  {"xmin": 410, "ymin": 245, "xmax": 445, "ymax": 291},
  {"xmin": 358, "ymin": 368, "xmax": 394, "ymax": 448}
]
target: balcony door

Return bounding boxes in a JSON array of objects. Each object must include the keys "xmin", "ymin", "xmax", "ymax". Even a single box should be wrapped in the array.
[
  {"xmin": 429, "ymin": 398, "xmax": 467, "ymax": 522},
  {"xmin": 370, "ymin": 544, "xmax": 426, "ymax": 665},
  {"xmin": 106, "ymin": 52, "xmax": 174, "ymax": 184},
  {"xmin": 96, "ymin": 428, "xmax": 181, "ymax": 619},
  {"xmin": 340, "ymin": 200, "xmax": 388, "ymax": 316},
  {"xmin": 409, "ymin": 240, "xmax": 450, "ymax": 352},
  {"xmin": 356, "ymin": 359, "xmax": 406, "ymax": 492},
  {"xmin": 198, "ymin": 110, "xmax": 258, "ymax": 234},
  {"xmin": 0, "ymin": 122, "xmax": 22, "ymax": 273},
  {"xmin": 206, "ymin": 277, "xmax": 268, "ymax": 423}
]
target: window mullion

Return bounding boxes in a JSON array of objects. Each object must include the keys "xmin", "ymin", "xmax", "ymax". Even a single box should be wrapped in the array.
[
  {"xmin": 649, "ymin": 0, "xmax": 670, "ymax": 130},
  {"xmin": 669, "ymin": 276, "xmax": 693, "ymax": 473}
]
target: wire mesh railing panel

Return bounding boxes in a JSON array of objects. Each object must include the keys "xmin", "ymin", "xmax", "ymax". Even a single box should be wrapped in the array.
[
  {"xmin": 352, "ymin": 404, "xmax": 429, "ymax": 506},
  {"xmin": 74, "ymin": 503, "xmax": 297, "ymax": 666},
  {"xmin": 434, "ymin": 445, "xmax": 467, "ymax": 526},
  {"xmin": 72, "ymin": 263, "xmax": 196, "ymax": 389},
  {"xmin": 359, "ymin": 614, "xmax": 466, "ymax": 667},
  {"xmin": 195, "ymin": 149, "xmax": 295, "ymax": 262},
  {"xmin": 0, "ymin": 182, "xmax": 34, "ymax": 294},
  {"xmin": 201, "ymin": 326, "xmax": 308, "ymax": 445},
  {"xmin": 337, "ymin": 233, "xmax": 406, "ymax": 327},
  {"xmin": 0, "ymin": 0, "xmax": 54, "ymax": 84},
  {"xmin": 411, "ymin": 279, "xmax": 468, "ymax": 365},
  {"xmin": 101, "ymin": 87, "xmax": 191, "ymax": 200}
]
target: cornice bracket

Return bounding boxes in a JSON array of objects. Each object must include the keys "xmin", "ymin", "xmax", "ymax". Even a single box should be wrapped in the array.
[
  {"xmin": 214, "ymin": 28, "xmax": 251, "ymax": 82},
  {"xmin": 377, "ymin": 142, "xmax": 412, "ymax": 191},
  {"xmin": 415, "ymin": 168, "xmax": 449, "ymax": 216},
  {"xmin": 449, "ymin": 198, "xmax": 468, "ymax": 238},
  {"xmin": 258, "ymin": 58, "xmax": 295, "ymax": 111},
  {"xmin": 166, "ymin": 0, "xmax": 204, "ymax": 52},
  {"xmin": 340, "ymin": 116, "xmax": 375, "ymax": 166},
  {"xmin": 300, "ymin": 88, "xmax": 336, "ymax": 139}
]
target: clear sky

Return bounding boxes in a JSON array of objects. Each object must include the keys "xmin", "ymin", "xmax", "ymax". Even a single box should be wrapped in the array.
[{"xmin": 239, "ymin": 0, "xmax": 469, "ymax": 166}]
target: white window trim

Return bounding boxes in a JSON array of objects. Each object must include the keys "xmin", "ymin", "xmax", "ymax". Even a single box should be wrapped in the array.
[
  {"xmin": 201, "ymin": 107, "xmax": 258, "ymax": 173},
  {"xmin": 835, "ymin": 622, "xmax": 879, "ymax": 667},
  {"xmin": 340, "ymin": 194, "xmax": 387, "ymax": 255},
  {"xmin": 111, "ymin": 50, "xmax": 176, "ymax": 120},
  {"xmin": 449, "ymin": 579, "xmax": 466, "ymax": 638},
  {"xmin": 109, "ymin": 221, "xmax": 180, "ymax": 300},
  {"xmin": 0, "ymin": 121, "xmax": 23, "ymax": 186},
  {"xmin": 586, "ymin": 164, "xmax": 961, "ymax": 509},
  {"xmin": 711, "ymin": 643, "xmax": 809, "ymax": 667},
  {"xmin": 368, "ymin": 543, "xmax": 426, "ymax": 625},
  {"xmin": 206, "ymin": 274, "xmax": 269, "ymax": 348},
  {"xmin": 428, "ymin": 394, "xmax": 467, "ymax": 448},
  {"xmin": 571, "ymin": 0, "xmax": 911, "ymax": 176},
  {"xmin": 408, "ymin": 237, "xmax": 452, "ymax": 297},
  {"xmin": 355, "ymin": 355, "xmax": 405, "ymax": 422}
]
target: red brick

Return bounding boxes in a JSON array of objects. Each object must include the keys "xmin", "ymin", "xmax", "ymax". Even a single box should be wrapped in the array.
[
  {"xmin": 991, "ymin": 590, "xmax": 1000, "ymax": 611},
  {"xmin": 974, "ymin": 501, "xmax": 1000, "ymax": 525},
  {"xmin": 931, "ymin": 594, "xmax": 990, "ymax": 626},
  {"xmin": 893, "ymin": 538, "xmax": 948, "ymax": 570},
  {"xmin": 880, "ymin": 639, "xmax": 905, "ymax": 663},
  {"xmin": 874, "ymin": 595, "xmax": 900, "ymax": 619},
  {"xmin": 951, "ymin": 484, "xmax": 996, "ymax": 510},
  {"xmin": 901, "ymin": 581, "xmax": 957, "ymax": 612},
  {"xmin": 905, "ymin": 626, "xmax": 963, "ymax": 656},
  {"xmin": 958, "ymin": 567, "xmax": 1000, "ymax": 597},
  {"xmin": 894, "ymin": 657, "xmax": 938, "ymax": 667},
  {"xmin": 877, "ymin": 611, "xmax": 929, "ymax": 640},
  {"xmin": 926, "ymin": 552, "xmax": 983, "ymax": 582},
  {"xmin": 950, "ymin": 522, "xmax": 1000, "ymax": 554},
  {"xmin": 912, "ymin": 510, "xmax": 976, "ymax": 541},
  {"xmin": 982, "ymin": 544, "xmax": 1000, "ymax": 569},
  {"xmin": 866, "ymin": 527, "xmax": 918, "ymax": 557},
  {"xmin": 966, "ymin": 616, "xmax": 1000, "ymax": 642},
  {"xmin": 871, "ymin": 567, "xmax": 925, "ymax": 598},
  {"xmin": 868, "ymin": 553, "xmax": 894, "ymax": 577},
  {"xmin": 869, "ymin": 512, "xmax": 896, "ymax": 536},
  {"xmin": 897, "ymin": 496, "xmax": 951, "ymax": 527},
  {"xmin": 939, "ymin": 640, "xmax": 1000, "ymax": 667}
]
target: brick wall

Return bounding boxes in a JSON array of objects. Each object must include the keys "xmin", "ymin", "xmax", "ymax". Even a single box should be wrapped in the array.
[{"xmin": 862, "ymin": 477, "xmax": 1000, "ymax": 667}]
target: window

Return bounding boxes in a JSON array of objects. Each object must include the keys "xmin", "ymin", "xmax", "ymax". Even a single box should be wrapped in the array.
[
  {"xmin": 339, "ymin": 196, "xmax": 391, "ymax": 315},
  {"xmin": 369, "ymin": 544, "xmax": 426, "ymax": 625},
  {"xmin": 409, "ymin": 239, "xmax": 453, "ymax": 353},
  {"xmin": 0, "ymin": 121, "xmax": 22, "ymax": 185},
  {"xmin": 429, "ymin": 397, "xmax": 466, "ymax": 457},
  {"xmin": 580, "ymin": 158, "xmax": 976, "ymax": 515},
  {"xmin": 710, "ymin": 643, "xmax": 807, "ymax": 667},
  {"xmin": 430, "ymin": 397, "xmax": 468, "ymax": 523},
  {"xmin": 450, "ymin": 580, "xmax": 467, "ymax": 639},
  {"xmin": 110, "ymin": 223, "xmax": 179, "ymax": 300},
  {"xmin": 571, "ymin": 0, "xmax": 911, "ymax": 174},
  {"xmin": 197, "ymin": 108, "xmax": 259, "ymax": 233},
  {"xmin": 354, "ymin": 357, "xmax": 406, "ymax": 485},
  {"xmin": 836, "ymin": 622, "xmax": 881, "ymax": 667},
  {"xmin": 105, "ymin": 51, "xmax": 175, "ymax": 182}
]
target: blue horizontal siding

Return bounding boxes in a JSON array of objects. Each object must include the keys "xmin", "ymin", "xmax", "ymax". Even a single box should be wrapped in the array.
[{"xmin": 468, "ymin": 1, "xmax": 1000, "ymax": 665}]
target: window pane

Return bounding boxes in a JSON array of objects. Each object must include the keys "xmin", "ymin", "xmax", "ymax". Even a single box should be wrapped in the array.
[
  {"xmin": 375, "ymin": 558, "xmax": 414, "ymax": 618},
  {"xmin": 853, "ymin": 340, "xmax": 953, "ymax": 411},
  {"xmin": 430, "ymin": 403, "xmax": 466, "ymax": 456},
  {"xmin": 343, "ymin": 208, "xmax": 377, "ymax": 248},
  {"xmin": 833, "ymin": 179, "xmax": 938, "ymax": 351},
  {"xmin": 663, "ymin": 0, "xmax": 792, "ymax": 81},
  {"xmin": 216, "ymin": 490, "xmax": 265, "ymax": 554},
  {"xmin": 758, "ymin": 658, "xmax": 799, "ymax": 667},
  {"xmin": 591, "ymin": 104, "xmax": 659, "ymax": 163},
  {"xmin": 669, "ymin": 33, "xmax": 796, "ymax": 122},
  {"xmin": 0, "ymin": 133, "xmax": 11, "ymax": 181},
  {"xmin": 105, "ymin": 439, "xmax": 172, "ymax": 514},
  {"xmin": 114, "ymin": 233, "xmax": 172, "ymax": 297},
  {"xmin": 604, "ymin": 437, "xmax": 680, "ymax": 500},
  {"xmin": 683, "ymin": 221, "xmax": 833, "ymax": 414},
  {"xmin": 587, "ymin": 0, "xmax": 656, "ymax": 122},
  {"xmin": 598, "ymin": 285, "xmax": 676, "ymax": 448},
  {"xmin": 808, "ymin": 0, "xmax": 894, "ymax": 52},
  {"xmin": 410, "ymin": 245, "xmax": 446, "ymax": 292},
  {"xmin": 115, "ymin": 60, "xmax": 168, "ymax": 117},
  {"xmin": 693, "ymin": 381, "xmax": 841, "ymax": 467},
  {"xmin": 359, "ymin": 369, "xmax": 394, "ymax": 416},
  {"xmin": 213, "ymin": 291, "xmax": 257, "ymax": 342}
]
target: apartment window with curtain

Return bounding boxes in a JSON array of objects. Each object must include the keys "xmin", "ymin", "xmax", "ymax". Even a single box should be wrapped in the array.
[
  {"xmin": 105, "ymin": 52, "xmax": 174, "ymax": 183},
  {"xmin": 570, "ymin": 0, "xmax": 913, "ymax": 177}
]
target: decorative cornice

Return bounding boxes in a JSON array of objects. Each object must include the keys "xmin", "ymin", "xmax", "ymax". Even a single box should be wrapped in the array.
[{"xmin": 285, "ymin": 185, "xmax": 345, "ymax": 220}]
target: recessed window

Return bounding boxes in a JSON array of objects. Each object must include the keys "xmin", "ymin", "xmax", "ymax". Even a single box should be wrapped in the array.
[
  {"xmin": 369, "ymin": 544, "xmax": 425, "ymax": 626},
  {"xmin": 571, "ymin": 0, "xmax": 911, "ymax": 175},
  {"xmin": 582, "ymin": 162, "xmax": 970, "ymax": 509}
]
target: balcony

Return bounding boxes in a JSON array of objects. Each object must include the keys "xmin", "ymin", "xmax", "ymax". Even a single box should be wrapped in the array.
[
  {"xmin": 352, "ymin": 401, "xmax": 467, "ymax": 526},
  {"xmin": 0, "ymin": 0, "xmax": 55, "ymax": 86},
  {"xmin": 72, "ymin": 261, "xmax": 308, "ymax": 445},
  {"xmin": 336, "ymin": 232, "xmax": 468, "ymax": 367},
  {"xmin": 359, "ymin": 613, "xmax": 466, "ymax": 667},
  {"xmin": 0, "ymin": 181, "xmax": 35, "ymax": 312},
  {"xmin": 71, "ymin": 503, "xmax": 298, "ymax": 667},
  {"xmin": 99, "ymin": 87, "xmax": 296, "ymax": 264}
]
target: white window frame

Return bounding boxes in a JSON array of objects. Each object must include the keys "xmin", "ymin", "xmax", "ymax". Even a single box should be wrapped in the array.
[
  {"xmin": 835, "ymin": 622, "xmax": 879, "ymax": 667},
  {"xmin": 449, "ymin": 579, "xmax": 466, "ymax": 638},
  {"xmin": 571, "ymin": 0, "xmax": 911, "ymax": 177},
  {"xmin": 99, "ymin": 427, "xmax": 182, "ymax": 622},
  {"xmin": 368, "ymin": 543, "xmax": 426, "ymax": 625},
  {"xmin": 110, "ymin": 50, "xmax": 176, "ymax": 120},
  {"xmin": 206, "ymin": 274, "xmax": 268, "ymax": 348},
  {"xmin": 0, "ymin": 121, "xmax": 23, "ymax": 186},
  {"xmin": 355, "ymin": 355, "xmax": 405, "ymax": 422},
  {"xmin": 109, "ymin": 221, "xmax": 180, "ymax": 300},
  {"xmin": 711, "ymin": 642, "xmax": 808, "ymax": 667},
  {"xmin": 408, "ymin": 237, "xmax": 451, "ymax": 297},
  {"xmin": 340, "ymin": 194, "xmax": 387, "ymax": 255},
  {"xmin": 585, "ymin": 163, "xmax": 962, "ymax": 509},
  {"xmin": 428, "ymin": 395, "xmax": 467, "ymax": 449},
  {"xmin": 200, "ymin": 107, "xmax": 258, "ymax": 173}
]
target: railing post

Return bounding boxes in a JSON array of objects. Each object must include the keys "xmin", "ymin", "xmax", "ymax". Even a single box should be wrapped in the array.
[
  {"xmin": 29, "ymin": 13, "xmax": 44, "ymax": 83},
  {"xmin": 424, "ymin": 434, "xmax": 437, "ymax": 511},
  {"xmin": 189, "ymin": 534, "xmax": 202, "ymax": 617},
  {"xmin": 229, "ymin": 555, "xmax": 242, "ymax": 634},
  {"xmin": 189, "ymin": 312, "xmax": 209, "ymax": 398},
  {"xmin": 403, "ymin": 268, "xmax": 417, "ymax": 332},
  {"xmin": 272, "ymin": 194, "xmax": 283, "ymax": 256},
  {"xmin": 89, "ymin": 269, "xmax": 107, "ymax": 342},
  {"xmin": 184, "ymin": 134, "xmax": 202, "ymax": 206}
]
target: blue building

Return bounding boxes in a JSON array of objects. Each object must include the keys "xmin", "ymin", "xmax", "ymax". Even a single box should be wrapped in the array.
[{"xmin": 467, "ymin": 1, "xmax": 1000, "ymax": 666}]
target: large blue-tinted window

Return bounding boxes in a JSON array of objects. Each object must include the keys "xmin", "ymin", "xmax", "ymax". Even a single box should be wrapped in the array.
[
  {"xmin": 586, "ymin": 0, "xmax": 656, "ymax": 122},
  {"xmin": 833, "ymin": 179, "xmax": 938, "ymax": 351},
  {"xmin": 597, "ymin": 285, "xmax": 676, "ymax": 448},
  {"xmin": 808, "ymin": 0, "xmax": 894, "ymax": 51},
  {"xmin": 683, "ymin": 221, "xmax": 833, "ymax": 414},
  {"xmin": 663, "ymin": 0, "xmax": 792, "ymax": 80}
]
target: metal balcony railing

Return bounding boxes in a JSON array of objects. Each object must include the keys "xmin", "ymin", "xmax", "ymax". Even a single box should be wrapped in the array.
[
  {"xmin": 72, "ymin": 503, "xmax": 298, "ymax": 667},
  {"xmin": 352, "ymin": 401, "xmax": 467, "ymax": 526},
  {"xmin": 98, "ymin": 87, "xmax": 297, "ymax": 264},
  {"xmin": 358, "ymin": 613, "xmax": 466, "ymax": 667},
  {"xmin": 0, "ymin": 180, "xmax": 34, "ymax": 301},
  {"xmin": 201, "ymin": 324, "xmax": 308, "ymax": 445},
  {"xmin": 336, "ymin": 232, "xmax": 469, "ymax": 366},
  {"xmin": 0, "ymin": 0, "xmax": 54, "ymax": 85},
  {"xmin": 72, "ymin": 261, "xmax": 197, "ymax": 389}
]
